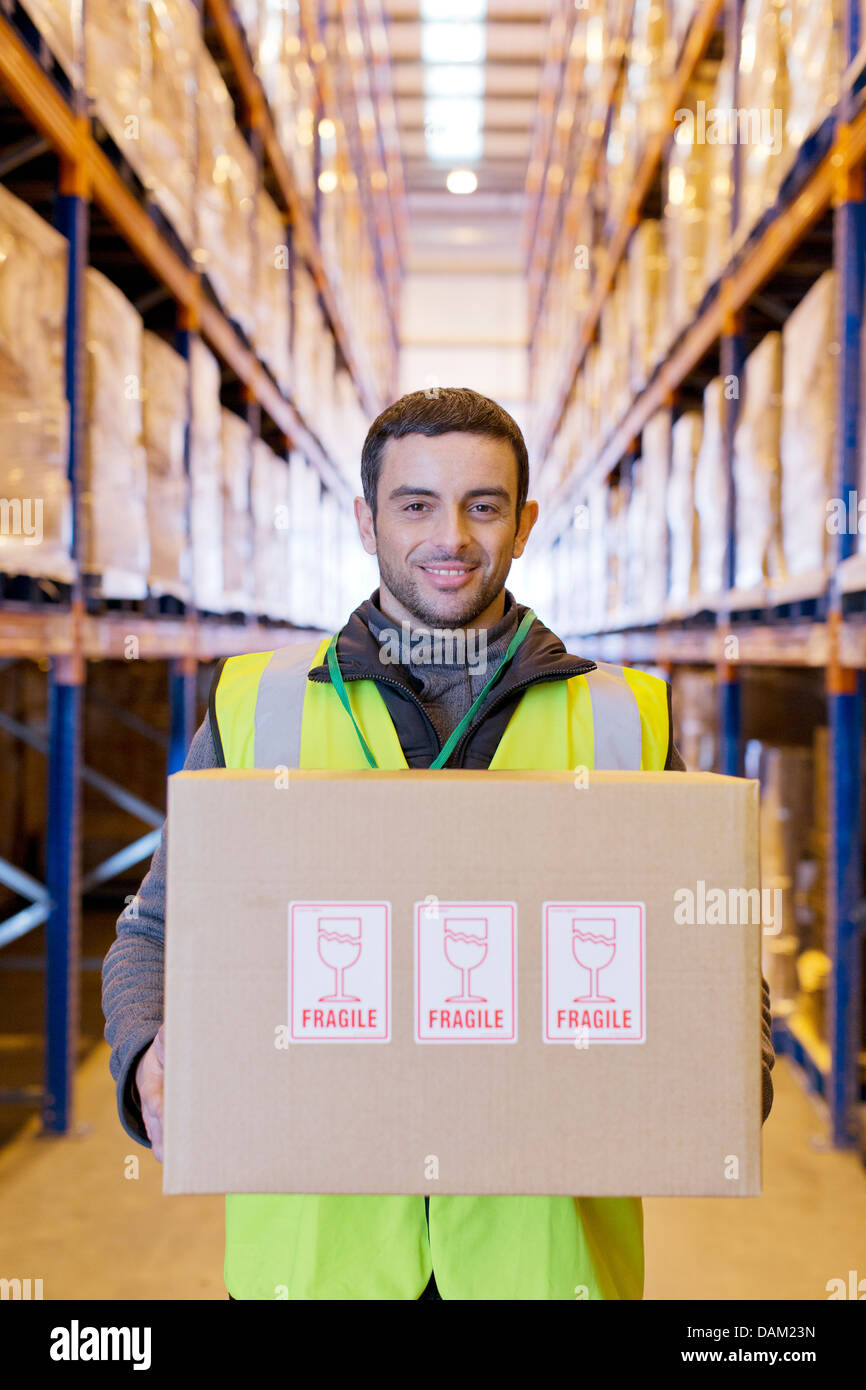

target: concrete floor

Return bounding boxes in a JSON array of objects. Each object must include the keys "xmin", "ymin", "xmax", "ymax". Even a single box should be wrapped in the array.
[{"xmin": 0, "ymin": 1043, "xmax": 863, "ymax": 1300}]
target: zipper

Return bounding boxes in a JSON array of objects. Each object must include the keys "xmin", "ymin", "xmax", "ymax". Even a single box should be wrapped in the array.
[{"xmin": 309, "ymin": 656, "xmax": 597, "ymax": 767}]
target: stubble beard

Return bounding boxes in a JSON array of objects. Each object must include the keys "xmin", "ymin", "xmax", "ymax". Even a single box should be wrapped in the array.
[{"xmin": 375, "ymin": 546, "xmax": 504, "ymax": 629}]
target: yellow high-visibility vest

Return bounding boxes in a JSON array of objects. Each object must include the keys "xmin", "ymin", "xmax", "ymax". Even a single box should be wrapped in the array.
[{"xmin": 214, "ymin": 632, "xmax": 670, "ymax": 1300}]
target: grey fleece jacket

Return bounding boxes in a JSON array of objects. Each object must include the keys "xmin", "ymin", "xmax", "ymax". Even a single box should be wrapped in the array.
[{"xmin": 102, "ymin": 606, "xmax": 774, "ymax": 1146}]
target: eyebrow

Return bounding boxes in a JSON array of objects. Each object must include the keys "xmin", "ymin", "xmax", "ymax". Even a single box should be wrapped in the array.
[{"xmin": 388, "ymin": 485, "xmax": 512, "ymax": 502}]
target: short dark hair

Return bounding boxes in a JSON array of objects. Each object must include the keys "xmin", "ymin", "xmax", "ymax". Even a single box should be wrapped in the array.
[{"xmin": 360, "ymin": 387, "xmax": 529, "ymax": 523}]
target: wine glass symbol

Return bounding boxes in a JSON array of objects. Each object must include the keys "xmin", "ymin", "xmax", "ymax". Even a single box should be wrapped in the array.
[
  {"xmin": 571, "ymin": 917, "xmax": 616, "ymax": 1003},
  {"xmin": 444, "ymin": 917, "xmax": 488, "ymax": 1003},
  {"xmin": 317, "ymin": 917, "xmax": 362, "ymax": 1002}
]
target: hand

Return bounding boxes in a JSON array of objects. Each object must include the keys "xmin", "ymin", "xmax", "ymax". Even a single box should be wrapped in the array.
[{"xmin": 135, "ymin": 1024, "xmax": 165, "ymax": 1162}]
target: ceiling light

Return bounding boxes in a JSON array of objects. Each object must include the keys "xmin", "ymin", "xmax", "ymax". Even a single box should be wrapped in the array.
[
  {"xmin": 421, "ymin": 22, "xmax": 485, "ymax": 64},
  {"xmin": 423, "ymin": 63, "xmax": 485, "ymax": 98},
  {"xmin": 318, "ymin": 170, "xmax": 338, "ymax": 193},
  {"xmin": 318, "ymin": 118, "xmax": 336, "ymax": 140},
  {"xmin": 446, "ymin": 168, "xmax": 478, "ymax": 194}
]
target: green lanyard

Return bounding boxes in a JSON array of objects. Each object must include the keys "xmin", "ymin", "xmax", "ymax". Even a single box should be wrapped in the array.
[{"xmin": 325, "ymin": 609, "xmax": 537, "ymax": 770}]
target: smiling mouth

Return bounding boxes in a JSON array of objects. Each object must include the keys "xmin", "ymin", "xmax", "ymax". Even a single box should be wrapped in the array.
[{"xmin": 420, "ymin": 566, "xmax": 476, "ymax": 576}]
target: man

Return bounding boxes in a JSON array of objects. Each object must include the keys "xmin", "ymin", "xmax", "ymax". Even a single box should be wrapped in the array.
[{"xmin": 103, "ymin": 386, "xmax": 775, "ymax": 1301}]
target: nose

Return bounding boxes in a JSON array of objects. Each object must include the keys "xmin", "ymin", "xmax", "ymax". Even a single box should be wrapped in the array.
[{"xmin": 429, "ymin": 504, "xmax": 473, "ymax": 556}]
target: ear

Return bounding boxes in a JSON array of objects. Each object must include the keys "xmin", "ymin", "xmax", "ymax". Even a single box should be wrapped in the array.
[
  {"xmin": 354, "ymin": 495, "xmax": 378, "ymax": 556},
  {"xmin": 512, "ymin": 499, "xmax": 539, "ymax": 559}
]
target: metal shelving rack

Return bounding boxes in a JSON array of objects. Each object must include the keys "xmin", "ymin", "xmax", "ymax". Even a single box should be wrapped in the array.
[
  {"xmin": 0, "ymin": 1, "xmax": 403, "ymax": 1133},
  {"xmin": 526, "ymin": 0, "xmax": 866, "ymax": 1148}
]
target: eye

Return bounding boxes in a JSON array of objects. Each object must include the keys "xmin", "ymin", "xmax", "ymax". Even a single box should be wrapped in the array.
[{"xmin": 471, "ymin": 503, "xmax": 497, "ymax": 514}]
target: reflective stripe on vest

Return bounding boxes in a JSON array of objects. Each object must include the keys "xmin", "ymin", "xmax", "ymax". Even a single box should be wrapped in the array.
[
  {"xmin": 214, "ymin": 635, "xmax": 670, "ymax": 1300},
  {"xmin": 222, "ymin": 639, "xmax": 661, "ymax": 774}
]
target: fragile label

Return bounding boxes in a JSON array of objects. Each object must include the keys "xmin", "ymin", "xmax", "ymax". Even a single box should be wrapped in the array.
[
  {"xmin": 542, "ymin": 901, "xmax": 645, "ymax": 1043},
  {"xmin": 288, "ymin": 901, "xmax": 390, "ymax": 1041},
  {"xmin": 414, "ymin": 900, "xmax": 517, "ymax": 1042}
]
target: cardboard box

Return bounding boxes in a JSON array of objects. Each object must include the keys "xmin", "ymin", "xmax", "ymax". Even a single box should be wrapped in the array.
[{"xmin": 163, "ymin": 768, "xmax": 762, "ymax": 1197}]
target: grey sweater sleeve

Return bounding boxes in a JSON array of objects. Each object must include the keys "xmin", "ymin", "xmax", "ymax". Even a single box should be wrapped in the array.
[{"xmin": 101, "ymin": 711, "xmax": 219, "ymax": 1147}]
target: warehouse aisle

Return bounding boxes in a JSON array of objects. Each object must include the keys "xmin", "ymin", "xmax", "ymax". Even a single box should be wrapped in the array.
[{"xmin": 0, "ymin": 1044, "xmax": 862, "ymax": 1300}]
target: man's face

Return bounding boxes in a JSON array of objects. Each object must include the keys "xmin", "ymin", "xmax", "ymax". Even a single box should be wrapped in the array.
[{"xmin": 354, "ymin": 431, "xmax": 538, "ymax": 628}]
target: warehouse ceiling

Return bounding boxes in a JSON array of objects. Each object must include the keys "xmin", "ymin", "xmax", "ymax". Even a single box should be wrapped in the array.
[{"xmin": 383, "ymin": 0, "xmax": 553, "ymax": 273}]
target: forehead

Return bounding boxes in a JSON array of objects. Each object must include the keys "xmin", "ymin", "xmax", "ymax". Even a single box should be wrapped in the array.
[{"xmin": 380, "ymin": 431, "xmax": 517, "ymax": 488}]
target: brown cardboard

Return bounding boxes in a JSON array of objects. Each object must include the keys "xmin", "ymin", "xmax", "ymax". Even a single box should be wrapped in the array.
[{"xmin": 163, "ymin": 768, "xmax": 762, "ymax": 1196}]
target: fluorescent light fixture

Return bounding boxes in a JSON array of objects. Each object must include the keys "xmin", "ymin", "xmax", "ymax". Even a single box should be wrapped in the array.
[
  {"xmin": 423, "ymin": 63, "xmax": 485, "ymax": 98},
  {"xmin": 446, "ymin": 168, "xmax": 478, "ymax": 194},
  {"xmin": 421, "ymin": 22, "xmax": 485, "ymax": 64},
  {"xmin": 427, "ymin": 123, "xmax": 483, "ymax": 161}
]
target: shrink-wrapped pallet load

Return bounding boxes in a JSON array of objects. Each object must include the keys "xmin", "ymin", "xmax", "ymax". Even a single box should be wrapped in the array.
[
  {"xmin": 624, "ymin": 458, "xmax": 647, "ymax": 620},
  {"xmin": 82, "ymin": 268, "xmax": 149, "ymax": 596},
  {"xmin": 702, "ymin": 55, "xmax": 735, "ymax": 294},
  {"xmin": 18, "ymin": 0, "xmax": 82, "ymax": 81},
  {"xmin": 189, "ymin": 337, "xmax": 223, "ymax": 612},
  {"xmin": 628, "ymin": 219, "xmax": 666, "ymax": 393},
  {"xmin": 666, "ymin": 410, "xmax": 702, "ymax": 609},
  {"xmin": 736, "ymin": 0, "xmax": 790, "ymax": 245},
  {"xmin": 732, "ymin": 332, "xmax": 784, "ymax": 590},
  {"xmin": 86, "ymin": 0, "xmax": 149, "ymax": 181},
  {"xmin": 693, "ymin": 376, "xmax": 728, "ymax": 596},
  {"xmin": 782, "ymin": 0, "xmax": 841, "ymax": 181},
  {"xmin": 779, "ymin": 270, "xmax": 838, "ymax": 580},
  {"xmin": 144, "ymin": 0, "xmax": 199, "ymax": 248},
  {"xmin": 197, "ymin": 47, "xmax": 256, "ymax": 339},
  {"xmin": 640, "ymin": 408, "xmax": 672, "ymax": 620},
  {"xmin": 0, "ymin": 186, "xmax": 73, "ymax": 583},
  {"xmin": 664, "ymin": 76, "xmax": 714, "ymax": 344},
  {"xmin": 251, "ymin": 437, "xmax": 286, "ymax": 620},
  {"xmin": 220, "ymin": 408, "xmax": 254, "ymax": 614},
  {"xmin": 586, "ymin": 477, "xmax": 610, "ymax": 633},
  {"xmin": 671, "ymin": 667, "xmax": 717, "ymax": 770},
  {"xmin": 606, "ymin": 478, "xmax": 630, "ymax": 623},
  {"xmin": 254, "ymin": 189, "xmax": 292, "ymax": 393},
  {"xmin": 288, "ymin": 451, "xmax": 322, "ymax": 629},
  {"xmin": 141, "ymin": 331, "xmax": 190, "ymax": 601}
]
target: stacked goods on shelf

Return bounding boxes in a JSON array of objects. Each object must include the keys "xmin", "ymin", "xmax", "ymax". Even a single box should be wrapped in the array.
[
  {"xmin": 701, "ymin": 55, "xmax": 734, "ymax": 295},
  {"xmin": 605, "ymin": 480, "xmax": 625, "ymax": 624},
  {"xmin": 627, "ymin": 219, "xmax": 666, "ymax": 393},
  {"xmin": 18, "ymin": 0, "xmax": 81, "ymax": 80},
  {"xmin": 320, "ymin": 370, "xmax": 368, "ymax": 487},
  {"xmin": 640, "ymin": 409, "xmax": 672, "ymax": 621},
  {"xmin": 663, "ymin": 68, "xmax": 715, "ymax": 351},
  {"xmin": 292, "ymin": 261, "xmax": 330, "ymax": 420},
  {"xmin": 791, "ymin": 726, "xmax": 831, "ymax": 1037},
  {"xmin": 141, "ymin": 331, "xmax": 190, "ymax": 601},
  {"xmin": 732, "ymin": 331, "xmax": 784, "ymax": 590},
  {"xmin": 0, "ymin": 186, "xmax": 73, "ymax": 583},
  {"xmin": 670, "ymin": 667, "xmax": 717, "ymax": 770},
  {"xmin": 666, "ymin": 410, "xmax": 702, "ymax": 610},
  {"xmin": 779, "ymin": 270, "xmax": 838, "ymax": 583},
  {"xmin": 751, "ymin": 742, "xmax": 815, "ymax": 1010},
  {"xmin": 624, "ymin": 458, "xmax": 647, "ymax": 620},
  {"xmin": 693, "ymin": 376, "xmax": 728, "ymax": 597},
  {"xmin": 598, "ymin": 263, "xmax": 631, "ymax": 436},
  {"xmin": 254, "ymin": 190, "xmax": 292, "ymax": 394},
  {"xmin": 188, "ymin": 338, "xmax": 224, "ymax": 612},
  {"xmin": 288, "ymin": 451, "xmax": 322, "ymax": 629},
  {"xmin": 220, "ymin": 409, "xmax": 254, "ymax": 614},
  {"xmin": 82, "ymin": 268, "xmax": 149, "ymax": 596},
  {"xmin": 255, "ymin": 2, "xmax": 317, "ymax": 202},
  {"xmin": 251, "ymin": 438, "xmax": 291, "ymax": 621},
  {"xmin": 666, "ymin": 0, "xmax": 700, "ymax": 50},
  {"xmin": 144, "ymin": 0, "xmax": 199, "ymax": 249},
  {"xmin": 85, "ymin": 1, "xmax": 149, "ymax": 173},
  {"xmin": 735, "ymin": 0, "xmax": 790, "ymax": 245},
  {"xmin": 196, "ymin": 46, "xmax": 256, "ymax": 340},
  {"xmin": 781, "ymin": 0, "xmax": 841, "ymax": 180},
  {"xmin": 586, "ymin": 478, "xmax": 610, "ymax": 633}
]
